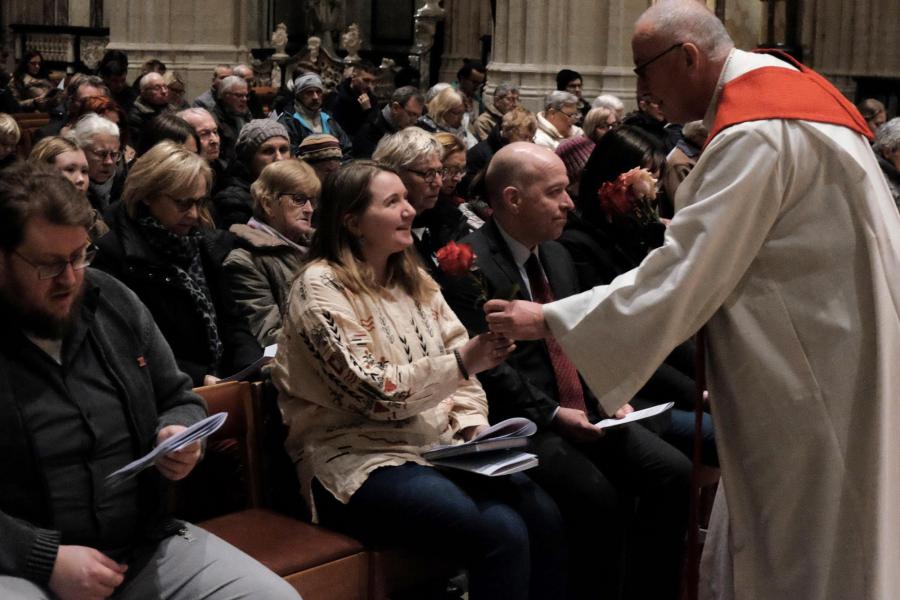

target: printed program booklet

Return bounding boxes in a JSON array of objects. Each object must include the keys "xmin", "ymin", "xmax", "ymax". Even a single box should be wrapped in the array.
[{"xmin": 423, "ymin": 417, "xmax": 539, "ymax": 476}]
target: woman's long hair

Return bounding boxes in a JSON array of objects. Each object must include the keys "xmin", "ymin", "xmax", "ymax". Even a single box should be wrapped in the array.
[
  {"xmin": 13, "ymin": 51, "xmax": 46, "ymax": 83},
  {"xmin": 577, "ymin": 124, "xmax": 666, "ymax": 225},
  {"xmin": 307, "ymin": 160, "xmax": 437, "ymax": 303}
]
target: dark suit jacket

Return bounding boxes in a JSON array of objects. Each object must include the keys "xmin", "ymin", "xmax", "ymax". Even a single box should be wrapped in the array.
[{"xmin": 443, "ymin": 220, "xmax": 604, "ymax": 427}]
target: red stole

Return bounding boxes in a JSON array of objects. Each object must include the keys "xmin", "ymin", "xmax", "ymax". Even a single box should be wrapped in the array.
[{"xmin": 705, "ymin": 50, "xmax": 873, "ymax": 146}]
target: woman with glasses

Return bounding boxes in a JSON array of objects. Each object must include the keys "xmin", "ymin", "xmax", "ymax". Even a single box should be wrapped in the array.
[
  {"xmin": 417, "ymin": 87, "xmax": 475, "ymax": 147},
  {"xmin": 433, "ymin": 131, "xmax": 482, "ymax": 233},
  {"xmin": 72, "ymin": 113, "xmax": 125, "ymax": 212},
  {"xmin": 373, "ymin": 127, "xmax": 462, "ymax": 277},
  {"xmin": 223, "ymin": 159, "xmax": 320, "ymax": 346},
  {"xmin": 93, "ymin": 141, "xmax": 262, "ymax": 386},
  {"xmin": 272, "ymin": 160, "xmax": 566, "ymax": 600}
]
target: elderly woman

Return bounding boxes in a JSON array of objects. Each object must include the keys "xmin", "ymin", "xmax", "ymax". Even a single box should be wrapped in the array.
[
  {"xmin": 272, "ymin": 160, "xmax": 566, "ymax": 600},
  {"xmin": 873, "ymin": 117, "xmax": 900, "ymax": 210},
  {"xmin": 373, "ymin": 127, "xmax": 457, "ymax": 273},
  {"xmin": 534, "ymin": 90, "xmax": 584, "ymax": 150},
  {"xmin": 223, "ymin": 159, "xmax": 319, "ymax": 346},
  {"xmin": 214, "ymin": 119, "xmax": 291, "ymax": 229},
  {"xmin": 433, "ymin": 131, "xmax": 481, "ymax": 233},
  {"xmin": 93, "ymin": 140, "xmax": 261, "ymax": 386},
  {"xmin": 418, "ymin": 87, "xmax": 472, "ymax": 145},
  {"xmin": 72, "ymin": 113, "xmax": 125, "ymax": 211}
]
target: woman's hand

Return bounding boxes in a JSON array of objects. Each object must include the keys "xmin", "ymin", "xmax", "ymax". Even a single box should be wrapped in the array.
[{"xmin": 457, "ymin": 332, "xmax": 516, "ymax": 376}]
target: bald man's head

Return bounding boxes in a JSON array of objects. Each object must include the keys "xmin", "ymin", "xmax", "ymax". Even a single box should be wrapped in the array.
[
  {"xmin": 486, "ymin": 142, "xmax": 574, "ymax": 247},
  {"xmin": 632, "ymin": 0, "xmax": 733, "ymax": 123}
]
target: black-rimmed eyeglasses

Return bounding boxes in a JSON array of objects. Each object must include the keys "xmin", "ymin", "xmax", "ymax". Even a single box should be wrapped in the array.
[
  {"xmin": 633, "ymin": 43, "xmax": 684, "ymax": 76},
  {"xmin": 405, "ymin": 167, "xmax": 442, "ymax": 183},
  {"xmin": 13, "ymin": 244, "xmax": 98, "ymax": 280},
  {"xmin": 281, "ymin": 193, "xmax": 315, "ymax": 207}
]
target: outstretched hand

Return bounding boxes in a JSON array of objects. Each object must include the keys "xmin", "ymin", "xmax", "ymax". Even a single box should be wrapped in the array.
[{"xmin": 484, "ymin": 299, "xmax": 551, "ymax": 341}]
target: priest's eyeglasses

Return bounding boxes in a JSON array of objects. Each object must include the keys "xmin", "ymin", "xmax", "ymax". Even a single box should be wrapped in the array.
[
  {"xmin": 633, "ymin": 43, "xmax": 684, "ymax": 76},
  {"xmin": 14, "ymin": 244, "xmax": 98, "ymax": 280}
]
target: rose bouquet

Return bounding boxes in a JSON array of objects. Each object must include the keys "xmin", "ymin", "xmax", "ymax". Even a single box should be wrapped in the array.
[{"xmin": 597, "ymin": 167, "xmax": 660, "ymax": 225}]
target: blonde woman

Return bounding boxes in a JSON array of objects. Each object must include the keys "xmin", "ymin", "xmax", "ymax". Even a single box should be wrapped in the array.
[
  {"xmin": 272, "ymin": 160, "xmax": 566, "ymax": 600},
  {"xmin": 224, "ymin": 159, "xmax": 321, "ymax": 346},
  {"xmin": 93, "ymin": 140, "xmax": 261, "ymax": 386},
  {"xmin": 0, "ymin": 113, "xmax": 21, "ymax": 171},
  {"xmin": 418, "ymin": 87, "xmax": 475, "ymax": 146}
]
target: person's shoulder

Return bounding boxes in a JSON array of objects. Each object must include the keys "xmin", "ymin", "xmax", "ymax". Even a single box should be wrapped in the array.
[{"xmin": 85, "ymin": 267, "xmax": 146, "ymax": 312}]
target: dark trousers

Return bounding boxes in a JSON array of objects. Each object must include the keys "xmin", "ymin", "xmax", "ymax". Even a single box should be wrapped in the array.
[
  {"xmin": 527, "ymin": 423, "xmax": 691, "ymax": 600},
  {"xmin": 314, "ymin": 463, "xmax": 567, "ymax": 600}
]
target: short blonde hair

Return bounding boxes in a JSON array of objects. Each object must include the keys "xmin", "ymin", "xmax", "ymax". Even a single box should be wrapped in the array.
[
  {"xmin": 251, "ymin": 159, "xmax": 321, "ymax": 222},
  {"xmin": 28, "ymin": 136, "xmax": 81, "ymax": 164},
  {"xmin": 500, "ymin": 107, "xmax": 537, "ymax": 140},
  {"xmin": 583, "ymin": 106, "xmax": 615, "ymax": 143},
  {"xmin": 122, "ymin": 140, "xmax": 213, "ymax": 226},
  {"xmin": 433, "ymin": 131, "xmax": 466, "ymax": 161},
  {"xmin": 0, "ymin": 113, "xmax": 21, "ymax": 145},
  {"xmin": 426, "ymin": 88, "xmax": 465, "ymax": 128},
  {"xmin": 373, "ymin": 127, "xmax": 442, "ymax": 170}
]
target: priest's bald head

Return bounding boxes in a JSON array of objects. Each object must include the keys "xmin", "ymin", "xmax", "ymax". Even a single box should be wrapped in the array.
[
  {"xmin": 632, "ymin": 0, "xmax": 734, "ymax": 124},
  {"xmin": 486, "ymin": 142, "xmax": 574, "ymax": 248}
]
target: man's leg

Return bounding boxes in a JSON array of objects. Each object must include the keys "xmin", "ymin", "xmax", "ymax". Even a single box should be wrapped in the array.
[
  {"xmin": 0, "ymin": 576, "xmax": 51, "ymax": 600},
  {"xmin": 116, "ymin": 524, "xmax": 300, "ymax": 600},
  {"xmin": 587, "ymin": 423, "xmax": 692, "ymax": 600}
]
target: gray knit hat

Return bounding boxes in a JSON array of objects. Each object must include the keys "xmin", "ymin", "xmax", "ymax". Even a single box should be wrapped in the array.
[
  {"xmin": 294, "ymin": 73, "xmax": 324, "ymax": 94},
  {"xmin": 236, "ymin": 119, "xmax": 289, "ymax": 159}
]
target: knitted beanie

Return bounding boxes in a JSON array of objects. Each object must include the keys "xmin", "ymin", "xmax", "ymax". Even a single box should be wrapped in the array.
[
  {"xmin": 236, "ymin": 119, "xmax": 289, "ymax": 159},
  {"xmin": 298, "ymin": 134, "xmax": 342, "ymax": 163},
  {"xmin": 294, "ymin": 73, "xmax": 324, "ymax": 94},
  {"xmin": 555, "ymin": 135, "xmax": 595, "ymax": 184}
]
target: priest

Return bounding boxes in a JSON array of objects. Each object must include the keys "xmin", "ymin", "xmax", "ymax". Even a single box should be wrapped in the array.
[{"xmin": 484, "ymin": 2, "xmax": 900, "ymax": 599}]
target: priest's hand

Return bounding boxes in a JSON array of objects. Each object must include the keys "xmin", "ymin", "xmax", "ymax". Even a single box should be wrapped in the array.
[
  {"xmin": 155, "ymin": 425, "xmax": 202, "ymax": 481},
  {"xmin": 484, "ymin": 299, "xmax": 551, "ymax": 340},
  {"xmin": 553, "ymin": 407, "xmax": 604, "ymax": 443}
]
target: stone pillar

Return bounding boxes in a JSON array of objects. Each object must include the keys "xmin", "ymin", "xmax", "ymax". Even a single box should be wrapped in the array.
[
  {"xmin": 438, "ymin": 0, "xmax": 493, "ymax": 83},
  {"xmin": 107, "ymin": 0, "xmax": 269, "ymax": 100},
  {"xmin": 488, "ymin": 0, "xmax": 646, "ymax": 113}
]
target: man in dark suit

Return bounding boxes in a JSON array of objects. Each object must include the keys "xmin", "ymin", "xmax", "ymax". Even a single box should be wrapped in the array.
[{"xmin": 443, "ymin": 142, "xmax": 691, "ymax": 600}]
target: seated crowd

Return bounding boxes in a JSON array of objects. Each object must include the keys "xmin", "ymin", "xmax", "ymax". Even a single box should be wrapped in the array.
[{"xmin": 0, "ymin": 43, "xmax": 895, "ymax": 600}]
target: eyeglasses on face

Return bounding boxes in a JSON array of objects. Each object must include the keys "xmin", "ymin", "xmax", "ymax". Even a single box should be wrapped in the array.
[
  {"xmin": 87, "ymin": 148, "xmax": 121, "ymax": 162},
  {"xmin": 633, "ymin": 43, "xmax": 685, "ymax": 77},
  {"xmin": 168, "ymin": 195, "xmax": 211, "ymax": 213},
  {"xmin": 145, "ymin": 84, "xmax": 168, "ymax": 93},
  {"xmin": 441, "ymin": 166, "xmax": 464, "ymax": 179},
  {"xmin": 405, "ymin": 167, "xmax": 442, "ymax": 183},
  {"xmin": 226, "ymin": 92, "xmax": 249, "ymax": 99},
  {"xmin": 13, "ymin": 244, "xmax": 98, "ymax": 280},
  {"xmin": 280, "ymin": 193, "xmax": 315, "ymax": 207}
]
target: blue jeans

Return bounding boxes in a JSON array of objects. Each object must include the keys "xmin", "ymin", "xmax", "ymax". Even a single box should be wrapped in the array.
[{"xmin": 314, "ymin": 463, "xmax": 567, "ymax": 600}]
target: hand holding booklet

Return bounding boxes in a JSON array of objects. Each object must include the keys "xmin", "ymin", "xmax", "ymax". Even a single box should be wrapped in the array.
[
  {"xmin": 423, "ymin": 417, "xmax": 539, "ymax": 476},
  {"xmin": 105, "ymin": 412, "xmax": 228, "ymax": 487},
  {"xmin": 594, "ymin": 402, "xmax": 674, "ymax": 429}
]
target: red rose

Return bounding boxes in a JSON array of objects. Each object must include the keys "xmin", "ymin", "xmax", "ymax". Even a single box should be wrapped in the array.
[
  {"xmin": 435, "ymin": 241, "xmax": 476, "ymax": 277},
  {"xmin": 598, "ymin": 178, "xmax": 631, "ymax": 216}
]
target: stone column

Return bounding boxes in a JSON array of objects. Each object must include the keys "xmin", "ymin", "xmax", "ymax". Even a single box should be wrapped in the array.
[
  {"xmin": 438, "ymin": 0, "xmax": 493, "ymax": 83},
  {"xmin": 107, "ymin": 0, "xmax": 269, "ymax": 100},
  {"xmin": 488, "ymin": 0, "xmax": 646, "ymax": 113}
]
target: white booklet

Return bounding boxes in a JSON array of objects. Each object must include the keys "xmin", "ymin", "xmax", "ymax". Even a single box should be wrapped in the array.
[
  {"xmin": 105, "ymin": 412, "xmax": 228, "ymax": 487},
  {"xmin": 423, "ymin": 417, "xmax": 537, "ymax": 461},
  {"xmin": 221, "ymin": 344, "xmax": 278, "ymax": 382},
  {"xmin": 428, "ymin": 451, "xmax": 539, "ymax": 477},
  {"xmin": 594, "ymin": 402, "xmax": 674, "ymax": 430}
]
